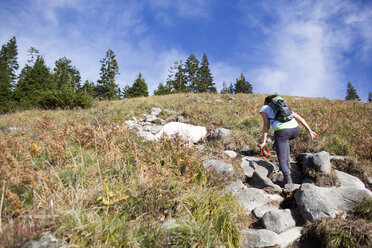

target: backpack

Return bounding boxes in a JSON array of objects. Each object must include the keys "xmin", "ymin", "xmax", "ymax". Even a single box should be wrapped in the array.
[{"xmin": 268, "ymin": 96, "xmax": 293, "ymax": 122}]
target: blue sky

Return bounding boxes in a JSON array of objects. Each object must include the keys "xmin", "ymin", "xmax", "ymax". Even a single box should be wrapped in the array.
[{"xmin": 1, "ymin": 0, "xmax": 371, "ymax": 101}]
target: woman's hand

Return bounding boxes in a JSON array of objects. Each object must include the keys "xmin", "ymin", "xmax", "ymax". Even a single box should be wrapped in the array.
[
  {"xmin": 309, "ymin": 130, "xmax": 318, "ymax": 140},
  {"xmin": 259, "ymin": 142, "xmax": 266, "ymax": 149}
]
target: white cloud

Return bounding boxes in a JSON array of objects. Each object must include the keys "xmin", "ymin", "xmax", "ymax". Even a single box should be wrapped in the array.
[
  {"xmin": 241, "ymin": 0, "xmax": 372, "ymax": 99},
  {"xmin": 211, "ymin": 62, "xmax": 242, "ymax": 92}
]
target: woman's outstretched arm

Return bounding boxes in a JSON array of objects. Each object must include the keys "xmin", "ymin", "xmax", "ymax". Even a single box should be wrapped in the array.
[
  {"xmin": 292, "ymin": 111, "xmax": 318, "ymax": 140},
  {"xmin": 260, "ymin": 112, "xmax": 270, "ymax": 147}
]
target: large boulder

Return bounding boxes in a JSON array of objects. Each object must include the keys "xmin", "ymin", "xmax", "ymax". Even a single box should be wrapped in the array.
[
  {"xmin": 203, "ymin": 159, "xmax": 235, "ymax": 177},
  {"xmin": 250, "ymin": 172, "xmax": 282, "ymax": 192},
  {"xmin": 253, "ymin": 204, "xmax": 280, "ymax": 219},
  {"xmin": 335, "ymin": 170, "xmax": 365, "ymax": 189},
  {"xmin": 262, "ymin": 209, "xmax": 296, "ymax": 233},
  {"xmin": 241, "ymin": 227, "xmax": 302, "ymax": 248},
  {"xmin": 295, "ymin": 183, "xmax": 372, "ymax": 221},
  {"xmin": 156, "ymin": 122, "xmax": 207, "ymax": 143},
  {"xmin": 225, "ymin": 180, "xmax": 247, "ymax": 194},
  {"xmin": 300, "ymin": 151, "xmax": 331, "ymax": 174},
  {"xmin": 241, "ymin": 229, "xmax": 279, "ymax": 248},
  {"xmin": 240, "ymin": 156, "xmax": 277, "ymax": 178},
  {"xmin": 232, "ymin": 188, "xmax": 283, "ymax": 214}
]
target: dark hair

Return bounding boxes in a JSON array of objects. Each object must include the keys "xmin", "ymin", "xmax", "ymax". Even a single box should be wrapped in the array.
[{"xmin": 264, "ymin": 94, "xmax": 278, "ymax": 105}]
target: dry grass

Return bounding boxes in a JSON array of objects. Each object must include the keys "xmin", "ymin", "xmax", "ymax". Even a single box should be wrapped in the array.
[{"xmin": 0, "ymin": 93, "xmax": 371, "ymax": 247}]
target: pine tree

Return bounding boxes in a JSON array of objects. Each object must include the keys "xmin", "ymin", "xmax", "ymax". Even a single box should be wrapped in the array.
[
  {"xmin": 96, "ymin": 49, "xmax": 120, "ymax": 100},
  {"xmin": 123, "ymin": 73, "xmax": 149, "ymax": 98},
  {"xmin": 81, "ymin": 80, "xmax": 95, "ymax": 95},
  {"xmin": 154, "ymin": 82, "xmax": 172, "ymax": 95},
  {"xmin": 171, "ymin": 61, "xmax": 188, "ymax": 93},
  {"xmin": 197, "ymin": 53, "xmax": 216, "ymax": 93},
  {"xmin": 368, "ymin": 92, "xmax": 372, "ymax": 103},
  {"xmin": 345, "ymin": 82, "xmax": 360, "ymax": 101},
  {"xmin": 14, "ymin": 55, "xmax": 54, "ymax": 109},
  {"xmin": 234, "ymin": 73, "xmax": 253, "ymax": 94},
  {"xmin": 0, "ymin": 36, "xmax": 18, "ymax": 113},
  {"xmin": 220, "ymin": 82, "xmax": 228, "ymax": 94},
  {"xmin": 53, "ymin": 57, "xmax": 81, "ymax": 91},
  {"xmin": 184, "ymin": 54, "xmax": 200, "ymax": 92},
  {"xmin": 228, "ymin": 82, "xmax": 234, "ymax": 94}
]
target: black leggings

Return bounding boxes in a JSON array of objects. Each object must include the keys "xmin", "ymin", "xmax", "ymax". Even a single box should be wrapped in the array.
[{"xmin": 274, "ymin": 126, "xmax": 300, "ymax": 177}]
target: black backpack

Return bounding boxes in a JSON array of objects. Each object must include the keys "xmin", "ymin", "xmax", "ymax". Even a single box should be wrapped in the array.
[{"xmin": 268, "ymin": 96, "xmax": 293, "ymax": 122}]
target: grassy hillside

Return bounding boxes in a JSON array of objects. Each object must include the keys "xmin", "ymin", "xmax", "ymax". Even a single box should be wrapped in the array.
[{"xmin": 0, "ymin": 93, "xmax": 371, "ymax": 247}]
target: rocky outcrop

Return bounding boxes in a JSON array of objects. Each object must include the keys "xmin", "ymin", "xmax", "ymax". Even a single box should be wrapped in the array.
[
  {"xmin": 295, "ymin": 183, "xmax": 372, "ymax": 221},
  {"xmin": 203, "ymin": 159, "xmax": 235, "ymax": 177}
]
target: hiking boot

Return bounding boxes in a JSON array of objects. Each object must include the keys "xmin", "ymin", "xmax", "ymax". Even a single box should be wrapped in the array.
[{"xmin": 284, "ymin": 175, "xmax": 293, "ymax": 185}]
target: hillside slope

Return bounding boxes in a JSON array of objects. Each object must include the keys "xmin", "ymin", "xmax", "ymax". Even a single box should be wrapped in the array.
[{"xmin": 0, "ymin": 93, "xmax": 371, "ymax": 247}]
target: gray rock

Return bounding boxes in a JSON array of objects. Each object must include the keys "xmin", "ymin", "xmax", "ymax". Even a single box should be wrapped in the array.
[
  {"xmin": 224, "ymin": 150, "xmax": 237, "ymax": 158},
  {"xmin": 302, "ymin": 151, "xmax": 331, "ymax": 174},
  {"xmin": 143, "ymin": 125, "xmax": 163, "ymax": 134},
  {"xmin": 251, "ymin": 172, "xmax": 282, "ymax": 192},
  {"xmin": 295, "ymin": 183, "xmax": 372, "ymax": 221},
  {"xmin": 283, "ymin": 183, "xmax": 301, "ymax": 194},
  {"xmin": 151, "ymin": 107, "xmax": 162, "ymax": 116},
  {"xmin": 233, "ymin": 188, "xmax": 283, "ymax": 214},
  {"xmin": 330, "ymin": 155, "xmax": 351, "ymax": 161},
  {"xmin": 253, "ymin": 204, "xmax": 280, "ymax": 218},
  {"xmin": 262, "ymin": 209, "xmax": 296, "ymax": 233},
  {"xmin": 369, "ymin": 177, "xmax": 372, "ymax": 185},
  {"xmin": 225, "ymin": 180, "xmax": 247, "ymax": 194},
  {"xmin": 335, "ymin": 170, "xmax": 365, "ymax": 189},
  {"xmin": 241, "ymin": 229, "xmax": 279, "ymax": 248},
  {"xmin": 271, "ymin": 171, "xmax": 285, "ymax": 187},
  {"xmin": 176, "ymin": 115, "xmax": 185, "ymax": 122},
  {"xmin": 241, "ymin": 227, "xmax": 302, "ymax": 248},
  {"xmin": 209, "ymin": 128, "xmax": 231, "ymax": 139},
  {"xmin": 22, "ymin": 234, "xmax": 58, "ymax": 248},
  {"xmin": 203, "ymin": 159, "xmax": 235, "ymax": 177},
  {"xmin": 124, "ymin": 120, "xmax": 143, "ymax": 131},
  {"xmin": 137, "ymin": 131, "xmax": 157, "ymax": 141},
  {"xmin": 144, "ymin": 114, "xmax": 158, "ymax": 123},
  {"xmin": 240, "ymin": 156, "xmax": 277, "ymax": 178},
  {"xmin": 277, "ymin": 227, "xmax": 303, "ymax": 248}
]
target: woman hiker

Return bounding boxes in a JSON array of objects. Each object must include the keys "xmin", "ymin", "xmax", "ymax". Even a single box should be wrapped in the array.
[{"xmin": 259, "ymin": 95, "xmax": 318, "ymax": 185}]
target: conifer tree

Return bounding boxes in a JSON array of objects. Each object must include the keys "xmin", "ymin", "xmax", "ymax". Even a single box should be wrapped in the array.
[
  {"xmin": 197, "ymin": 53, "xmax": 216, "ymax": 93},
  {"xmin": 96, "ymin": 49, "xmax": 120, "ymax": 100},
  {"xmin": 14, "ymin": 55, "xmax": 54, "ymax": 109},
  {"xmin": 220, "ymin": 82, "xmax": 228, "ymax": 94},
  {"xmin": 53, "ymin": 57, "xmax": 81, "ymax": 91},
  {"xmin": 234, "ymin": 73, "xmax": 253, "ymax": 94},
  {"xmin": 228, "ymin": 82, "xmax": 234, "ymax": 94},
  {"xmin": 345, "ymin": 82, "xmax": 360, "ymax": 101},
  {"xmin": 185, "ymin": 54, "xmax": 200, "ymax": 92},
  {"xmin": 0, "ymin": 36, "xmax": 18, "ymax": 113},
  {"xmin": 123, "ymin": 73, "xmax": 149, "ymax": 98},
  {"xmin": 154, "ymin": 82, "xmax": 172, "ymax": 95},
  {"xmin": 368, "ymin": 92, "xmax": 372, "ymax": 103},
  {"xmin": 171, "ymin": 61, "xmax": 188, "ymax": 93}
]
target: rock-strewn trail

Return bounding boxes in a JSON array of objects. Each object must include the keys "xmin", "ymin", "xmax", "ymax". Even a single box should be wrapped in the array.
[{"xmin": 125, "ymin": 107, "xmax": 372, "ymax": 248}]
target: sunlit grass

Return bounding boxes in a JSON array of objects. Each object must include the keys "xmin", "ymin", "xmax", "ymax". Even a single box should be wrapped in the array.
[{"xmin": 0, "ymin": 93, "xmax": 371, "ymax": 247}]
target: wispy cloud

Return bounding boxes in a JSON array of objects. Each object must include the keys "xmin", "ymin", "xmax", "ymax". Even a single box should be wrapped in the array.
[{"xmin": 239, "ymin": 0, "xmax": 372, "ymax": 99}]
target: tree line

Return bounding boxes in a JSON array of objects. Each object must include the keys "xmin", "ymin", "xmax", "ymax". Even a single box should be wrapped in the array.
[{"xmin": 0, "ymin": 36, "xmax": 255, "ymax": 114}]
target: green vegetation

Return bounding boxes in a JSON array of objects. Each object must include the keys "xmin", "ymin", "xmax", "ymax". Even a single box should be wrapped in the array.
[
  {"xmin": 300, "ymin": 197, "xmax": 372, "ymax": 248},
  {"xmin": 0, "ymin": 93, "xmax": 371, "ymax": 247}
]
